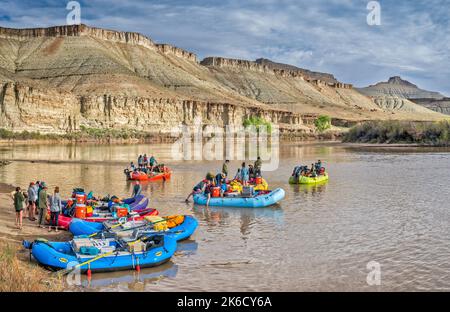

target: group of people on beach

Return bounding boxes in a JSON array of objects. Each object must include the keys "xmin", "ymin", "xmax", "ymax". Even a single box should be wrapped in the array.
[
  {"xmin": 11, "ymin": 181, "xmax": 62, "ymax": 232},
  {"xmin": 185, "ymin": 157, "xmax": 263, "ymax": 203},
  {"xmin": 292, "ymin": 160, "xmax": 324, "ymax": 178}
]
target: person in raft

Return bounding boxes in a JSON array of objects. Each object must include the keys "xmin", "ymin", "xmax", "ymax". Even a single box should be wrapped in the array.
[
  {"xmin": 143, "ymin": 154, "xmax": 149, "ymax": 167},
  {"xmin": 309, "ymin": 164, "xmax": 317, "ymax": 178},
  {"xmin": 234, "ymin": 168, "xmax": 241, "ymax": 181},
  {"xmin": 149, "ymin": 155, "xmax": 158, "ymax": 172},
  {"xmin": 185, "ymin": 179, "xmax": 208, "ymax": 203},
  {"xmin": 315, "ymin": 160, "xmax": 323, "ymax": 173},
  {"xmin": 49, "ymin": 186, "xmax": 62, "ymax": 232},
  {"xmin": 132, "ymin": 180, "xmax": 142, "ymax": 198},
  {"xmin": 138, "ymin": 155, "xmax": 144, "ymax": 169},
  {"xmin": 27, "ymin": 182, "xmax": 37, "ymax": 221},
  {"xmin": 222, "ymin": 160, "xmax": 230, "ymax": 177},
  {"xmin": 215, "ymin": 173, "xmax": 228, "ymax": 196},
  {"xmin": 240, "ymin": 162, "xmax": 250, "ymax": 186},
  {"xmin": 38, "ymin": 184, "xmax": 49, "ymax": 228},
  {"xmin": 248, "ymin": 164, "xmax": 255, "ymax": 180},
  {"xmin": 204, "ymin": 180, "xmax": 214, "ymax": 207},
  {"xmin": 12, "ymin": 187, "xmax": 25, "ymax": 230},
  {"xmin": 254, "ymin": 156, "xmax": 262, "ymax": 177}
]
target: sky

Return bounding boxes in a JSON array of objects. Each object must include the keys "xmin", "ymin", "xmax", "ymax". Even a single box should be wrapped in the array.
[{"xmin": 0, "ymin": 0, "xmax": 449, "ymax": 95}]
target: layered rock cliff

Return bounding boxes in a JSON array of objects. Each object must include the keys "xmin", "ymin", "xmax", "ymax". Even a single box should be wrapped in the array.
[
  {"xmin": 0, "ymin": 24, "xmax": 446, "ymax": 136},
  {"xmin": 255, "ymin": 58, "xmax": 338, "ymax": 84}
]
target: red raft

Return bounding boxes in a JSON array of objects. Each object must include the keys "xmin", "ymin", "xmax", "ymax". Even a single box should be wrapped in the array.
[
  {"xmin": 129, "ymin": 168, "xmax": 172, "ymax": 182},
  {"xmin": 55, "ymin": 208, "xmax": 159, "ymax": 230}
]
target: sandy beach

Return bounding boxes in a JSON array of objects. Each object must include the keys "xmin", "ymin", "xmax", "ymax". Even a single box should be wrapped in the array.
[{"xmin": 0, "ymin": 182, "xmax": 70, "ymax": 291}]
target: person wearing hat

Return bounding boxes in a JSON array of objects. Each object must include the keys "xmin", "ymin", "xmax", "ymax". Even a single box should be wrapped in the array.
[
  {"xmin": 27, "ymin": 182, "xmax": 37, "ymax": 221},
  {"xmin": 37, "ymin": 183, "xmax": 49, "ymax": 228},
  {"xmin": 185, "ymin": 179, "xmax": 208, "ymax": 203}
]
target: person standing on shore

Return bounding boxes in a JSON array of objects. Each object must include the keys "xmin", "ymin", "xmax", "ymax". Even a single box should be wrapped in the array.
[
  {"xmin": 12, "ymin": 187, "xmax": 25, "ymax": 230},
  {"xmin": 38, "ymin": 184, "xmax": 48, "ymax": 228},
  {"xmin": 49, "ymin": 187, "xmax": 62, "ymax": 232},
  {"xmin": 27, "ymin": 182, "xmax": 37, "ymax": 221}
]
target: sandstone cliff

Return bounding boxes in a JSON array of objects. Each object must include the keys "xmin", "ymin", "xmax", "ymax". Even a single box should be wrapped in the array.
[
  {"xmin": 255, "ymin": 58, "xmax": 338, "ymax": 84},
  {"xmin": 0, "ymin": 25, "xmax": 446, "ymax": 136}
]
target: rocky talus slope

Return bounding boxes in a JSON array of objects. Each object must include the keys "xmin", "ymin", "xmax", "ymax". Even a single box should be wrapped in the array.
[{"xmin": 0, "ymin": 25, "xmax": 445, "ymax": 136}]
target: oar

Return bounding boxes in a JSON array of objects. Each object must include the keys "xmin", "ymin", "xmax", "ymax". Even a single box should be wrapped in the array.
[{"xmin": 57, "ymin": 250, "xmax": 116, "ymax": 277}]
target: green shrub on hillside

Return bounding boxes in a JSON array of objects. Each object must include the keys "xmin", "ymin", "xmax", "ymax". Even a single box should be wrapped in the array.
[
  {"xmin": 243, "ymin": 116, "xmax": 272, "ymax": 133},
  {"xmin": 315, "ymin": 115, "xmax": 332, "ymax": 133}
]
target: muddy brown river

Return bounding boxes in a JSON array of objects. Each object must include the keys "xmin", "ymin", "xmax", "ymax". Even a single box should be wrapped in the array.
[{"xmin": 1, "ymin": 142, "xmax": 450, "ymax": 291}]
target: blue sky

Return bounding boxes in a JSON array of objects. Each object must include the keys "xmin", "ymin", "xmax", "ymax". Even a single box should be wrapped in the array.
[{"xmin": 1, "ymin": 0, "xmax": 449, "ymax": 95}]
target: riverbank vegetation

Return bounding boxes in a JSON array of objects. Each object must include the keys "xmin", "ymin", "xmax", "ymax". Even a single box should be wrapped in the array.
[
  {"xmin": 343, "ymin": 120, "xmax": 450, "ymax": 145},
  {"xmin": 314, "ymin": 115, "xmax": 332, "ymax": 133},
  {"xmin": 0, "ymin": 126, "xmax": 156, "ymax": 142},
  {"xmin": 243, "ymin": 116, "xmax": 272, "ymax": 133},
  {"xmin": 0, "ymin": 241, "xmax": 64, "ymax": 291}
]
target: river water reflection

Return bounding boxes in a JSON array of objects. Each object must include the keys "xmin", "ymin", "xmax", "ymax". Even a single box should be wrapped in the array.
[{"xmin": 1, "ymin": 142, "xmax": 449, "ymax": 291}]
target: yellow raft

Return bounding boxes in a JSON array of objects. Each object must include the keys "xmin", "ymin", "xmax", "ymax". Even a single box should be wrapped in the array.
[{"xmin": 289, "ymin": 173, "xmax": 329, "ymax": 185}]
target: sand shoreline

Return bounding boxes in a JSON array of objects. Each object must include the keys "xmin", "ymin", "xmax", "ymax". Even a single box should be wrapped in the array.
[
  {"xmin": 0, "ymin": 182, "xmax": 73, "ymax": 291},
  {"xmin": 0, "ymin": 183, "xmax": 71, "ymax": 242}
]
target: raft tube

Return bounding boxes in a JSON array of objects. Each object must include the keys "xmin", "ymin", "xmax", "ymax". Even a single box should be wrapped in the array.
[
  {"xmin": 69, "ymin": 215, "xmax": 198, "ymax": 242},
  {"xmin": 289, "ymin": 173, "xmax": 329, "ymax": 185},
  {"xmin": 193, "ymin": 188, "xmax": 285, "ymax": 208},
  {"xmin": 129, "ymin": 171, "xmax": 171, "ymax": 182},
  {"xmin": 26, "ymin": 235, "xmax": 176, "ymax": 273},
  {"xmin": 58, "ymin": 207, "xmax": 158, "ymax": 231}
]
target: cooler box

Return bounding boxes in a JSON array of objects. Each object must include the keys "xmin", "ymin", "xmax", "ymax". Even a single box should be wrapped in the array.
[{"xmin": 242, "ymin": 186, "xmax": 254, "ymax": 198}]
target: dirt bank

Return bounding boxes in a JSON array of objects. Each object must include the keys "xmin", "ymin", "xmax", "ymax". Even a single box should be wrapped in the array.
[{"xmin": 0, "ymin": 183, "xmax": 71, "ymax": 291}]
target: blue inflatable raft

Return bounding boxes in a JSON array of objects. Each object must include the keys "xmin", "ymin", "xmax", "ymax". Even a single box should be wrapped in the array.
[
  {"xmin": 193, "ymin": 188, "xmax": 285, "ymax": 208},
  {"xmin": 24, "ymin": 234, "xmax": 176, "ymax": 273},
  {"xmin": 69, "ymin": 215, "xmax": 199, "ymax": 242}
]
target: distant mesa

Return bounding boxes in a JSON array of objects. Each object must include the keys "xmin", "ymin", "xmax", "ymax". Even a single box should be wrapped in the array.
[{"xmin": 358, "ymin": 76, "xmax": 449, "ymax": 115}]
